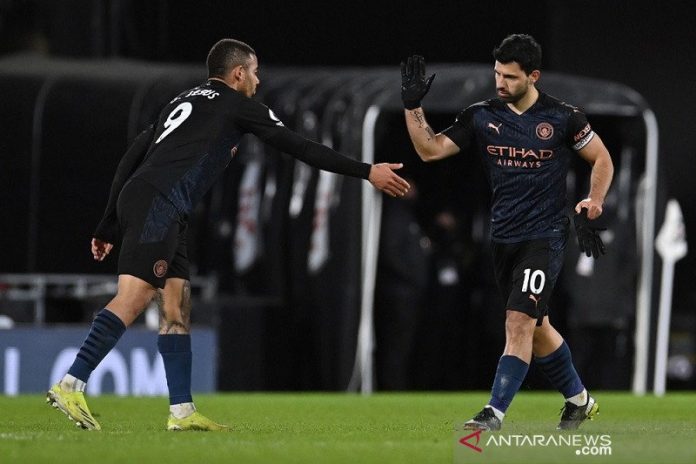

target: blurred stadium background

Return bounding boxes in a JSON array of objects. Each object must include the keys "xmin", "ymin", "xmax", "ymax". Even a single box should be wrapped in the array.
[{"xmin": 0, "ymin": 0, "xmax": 694, "ymax": 398}]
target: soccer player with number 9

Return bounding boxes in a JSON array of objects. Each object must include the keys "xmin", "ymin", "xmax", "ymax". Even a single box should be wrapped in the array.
[{"xmin": 47, "ymin": 38, "xmax": 410, "ymax": 431}]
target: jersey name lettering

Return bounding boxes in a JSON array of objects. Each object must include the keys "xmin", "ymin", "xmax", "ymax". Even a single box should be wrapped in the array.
[{"xmin": 184, "ymin": 88, "xmax": 220, "ymax": 99}]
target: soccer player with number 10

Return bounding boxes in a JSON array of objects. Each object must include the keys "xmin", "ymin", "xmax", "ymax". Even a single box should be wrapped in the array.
[{"xmin": 400, "ymin": 34, "xmax": 613, "ymax": 431}]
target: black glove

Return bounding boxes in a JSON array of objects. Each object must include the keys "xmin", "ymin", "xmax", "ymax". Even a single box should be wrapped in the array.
[
  {"xmin": 400, "ymin": 55, "xmax": 436, "ymax": 110},
  {"xmin": 573, "ymin": 209, "xmax": 606, "ymax": 258}
]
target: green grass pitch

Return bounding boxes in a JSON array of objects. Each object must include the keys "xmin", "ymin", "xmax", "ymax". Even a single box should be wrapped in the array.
[{"xmin": 0, "ymin": 392, "xmax": 694, "ymax": 463}]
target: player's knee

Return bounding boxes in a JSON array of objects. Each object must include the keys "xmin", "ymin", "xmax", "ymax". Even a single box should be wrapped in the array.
[{"xmin": 107, "ymin": 293, "xmax": 155, "ymax": 325}]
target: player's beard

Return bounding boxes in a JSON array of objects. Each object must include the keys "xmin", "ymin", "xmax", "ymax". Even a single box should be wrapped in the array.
[
  {"xmin": 241, "ymin": 74, "xmax": 256, "ymax": 97},
  {"xmin": 498, "ymin": 86, "xmax": 526, "ymax": 103},
  {"xmin": 243, "ymin": 81, "xmax": 255, "ymax": 97}
]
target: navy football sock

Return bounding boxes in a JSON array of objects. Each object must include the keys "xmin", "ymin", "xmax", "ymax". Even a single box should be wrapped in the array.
[
  {"xmin": 158, "ymin": 334, "xmax": 193, "ymax": 405},
  {"xmin": 534, "ymin": 341, "xmax": 584, "ymax": 398},
  {"xmin": 488, "ymin": 355, "xmax": 529, "ymax": 413},
  {"xmin": 67, "ymin": 308, "xmax": 127, "ymax": 382}
]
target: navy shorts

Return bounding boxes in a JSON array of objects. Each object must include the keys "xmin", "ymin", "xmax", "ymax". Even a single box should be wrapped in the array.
[
  {"xmin": 491, "ymin": 234, "xmax": 567, "ymax": 325},
  {"xmin": 116, "ymin": 178, "xmax": 190, "ymax": 288}
]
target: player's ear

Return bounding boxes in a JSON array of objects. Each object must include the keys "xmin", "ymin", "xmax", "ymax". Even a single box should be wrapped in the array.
[
  {"xmin": 233, "ymin": 65, "xmax": 245, "ymax": 82},
  {"xmin": 529, "ymin": 69, "xmax": 540, "ymax": 84}
]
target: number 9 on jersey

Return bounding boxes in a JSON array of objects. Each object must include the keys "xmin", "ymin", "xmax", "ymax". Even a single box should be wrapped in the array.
[{"xmin": 156, "ymin": 102, "xmax": 193, "ymax": 144}]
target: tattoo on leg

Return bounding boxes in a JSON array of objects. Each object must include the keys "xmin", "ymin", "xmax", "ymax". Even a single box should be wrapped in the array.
[
  {"xmin": 164, "ymin": 321, "xmax": 189, "ymax": 334},
  {"xmin": 157, "ymin": 281, "xmax": 192, "ymax": 334},
  {"xmin": 179, "ymin": 281, "xmax": 191, "ymax": 330},
  {"xmin": 156, "ymin": 290, "xmax": 166, "ymax": 328}
]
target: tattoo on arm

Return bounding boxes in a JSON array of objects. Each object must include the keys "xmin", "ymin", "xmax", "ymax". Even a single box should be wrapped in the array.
[
  {"xmin": 412, "ymin": 109, "xmax": 426, "ymax": 127},
  {"xmin": 411, "ymin": 110, "xmax": 435, "ymax": 141}
]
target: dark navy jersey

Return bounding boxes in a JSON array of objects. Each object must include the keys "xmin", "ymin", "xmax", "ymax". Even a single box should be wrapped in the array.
[
  {"xmin": 129, "ymin": 80, "xmax": 370, "ymax": 219},
  {"xmin": 442, "ymin": 92, "xmax": 595, "ymax": 243}
]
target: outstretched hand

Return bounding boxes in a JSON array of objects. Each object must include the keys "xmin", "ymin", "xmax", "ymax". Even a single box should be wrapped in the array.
[
  {"xmin": 400, "ymin": 55, "xmax": 436, "ymax": 110},
  {"xmin": 91, "ymin": 238, "xmax": 114, "ymax": 261},
  {"xmin": 368, "ymin": 163, "xmax": 411, "ymax": 197}
]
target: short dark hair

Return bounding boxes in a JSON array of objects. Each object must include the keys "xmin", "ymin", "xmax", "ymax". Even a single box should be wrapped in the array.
[
  {"xmin": 493, "ymin": 34, "xmax": 542, "ymax": 75},
  {"xmin": 206, "ymin": 39, "xmax": 256, "ymax": 78}
]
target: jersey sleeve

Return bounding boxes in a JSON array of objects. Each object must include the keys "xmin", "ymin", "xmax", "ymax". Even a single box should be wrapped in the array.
[
  {"xmin": 94, "ymin": 124, "xmax": 154, "ymax": 242},
  {"xmin": 234, "ymin": 97, "xmax": 288, "ymax": 140},
  {"xmin": 441, "ymin": 107, "xmax": 476, "ymax": 152},
  {"xmin": 566, "ymin": 109, "xmax": 595, "ymax": 151},
  {"xmin": 235, "ymin": 98, "xmax": 371, "ymax": 179}
]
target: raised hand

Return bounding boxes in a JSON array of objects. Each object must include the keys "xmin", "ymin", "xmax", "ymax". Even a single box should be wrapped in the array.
[{"xmin": 400, "ymin": 55, "xmax": 436, "ymax": 110}]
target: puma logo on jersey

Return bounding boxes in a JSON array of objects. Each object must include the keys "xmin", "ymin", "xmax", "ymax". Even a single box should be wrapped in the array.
[
  {"xmin": 487, "ymin": 122, "xmax": 502, "ymax": 135},
  {"xmin": 528, "ymin": 294, "xmax": 541, "ymax": 306}
]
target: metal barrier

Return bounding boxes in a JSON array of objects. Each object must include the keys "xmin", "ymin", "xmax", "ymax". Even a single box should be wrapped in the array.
[{"xmin": 0, "ymin": 273, "xmax": 218, "ymax": 326}]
